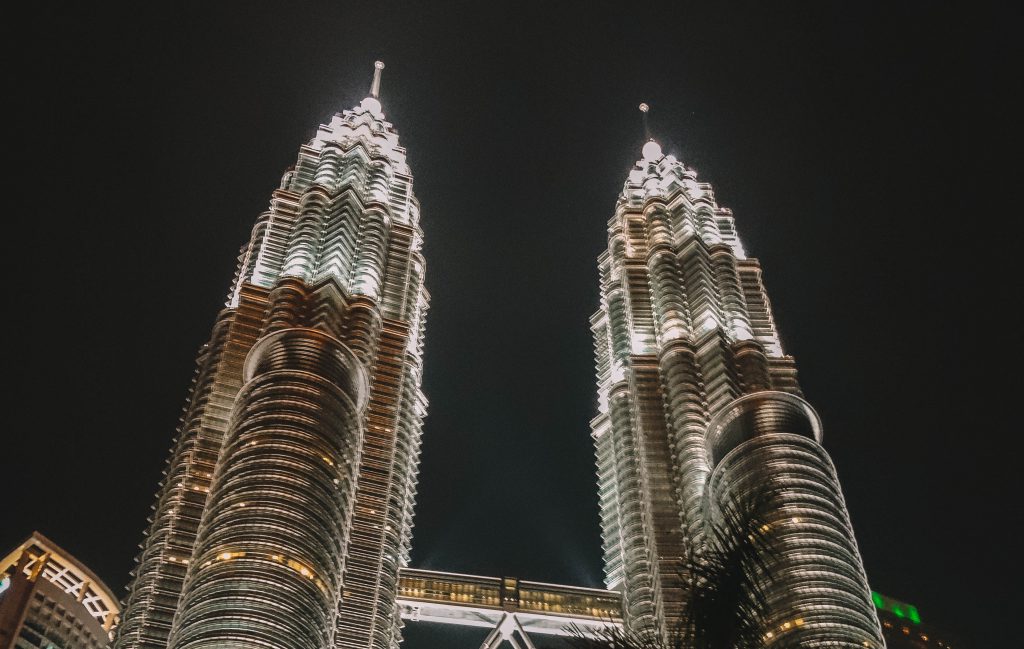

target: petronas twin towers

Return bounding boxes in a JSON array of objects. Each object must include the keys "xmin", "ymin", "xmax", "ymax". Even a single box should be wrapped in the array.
[
  {"xmin": 592, "ymin": 139, "xmax": 883, "ymax": 647},
  {"xmin": 116, "ymin": 64, "xmax": 425, "ymax": 649},
  {"xmin": 113, "ymin": 64, "xmax": 884, "ymax": 649}
]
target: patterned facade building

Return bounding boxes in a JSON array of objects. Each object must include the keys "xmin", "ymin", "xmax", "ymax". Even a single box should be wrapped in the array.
[
  {"xmin": 1, "ymin": 532, "xmax": 120, "ymax": 649},
  {"xmin": 590, "ymin": 136, "xmax": 884, "ymax": 647},
  {"xmin": 113, "ymin": 63, "xmax": 428, "ymax": 649}
]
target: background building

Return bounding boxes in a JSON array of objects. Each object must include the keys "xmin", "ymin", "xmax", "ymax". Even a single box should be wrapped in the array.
[
  {"xmin": 112, "ymin": 63, "xmax": 429, "ymax": 649},
  {"xmin": 1, "ymin": 532, "xmax": 120, "ymax": 649},
  {"xmin": 590, "ymin": 135, "xmax": 883, "ymax": 645},
  {"xmin": 873, "ymin": 591, "xmax": 960, "ymax": 649}
]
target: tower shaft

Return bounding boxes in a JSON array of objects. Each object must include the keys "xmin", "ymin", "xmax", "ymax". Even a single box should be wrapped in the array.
[
  {"xmin": 592, "ymin": 144, "xmax": 882, "ymax": 646},
  {"xmin": 115, "ymin": 87, "xmax": 428, "ymax": 649}
]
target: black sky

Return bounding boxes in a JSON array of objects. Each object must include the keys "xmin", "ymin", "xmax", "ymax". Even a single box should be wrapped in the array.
[{"xmin": 4, "ymin": 3, "xmax": 1015, "ymax": 648}]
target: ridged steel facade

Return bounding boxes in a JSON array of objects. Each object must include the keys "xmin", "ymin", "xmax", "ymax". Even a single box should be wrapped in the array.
[
  {"xmin": 114, "ymin": 68, "xmax": 428, "ymax": 649},
  {"xmin": 591, "ymin": 140, "xmax": 884, "ymax": 647}
]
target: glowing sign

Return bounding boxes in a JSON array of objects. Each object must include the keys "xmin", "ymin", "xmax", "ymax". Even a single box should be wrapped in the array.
[
  {"xmin": 0, "ymin": 575, "xmax": 10, "ymax": 595},
  {"xmin": 871, "ymin": 591, "xmax": 921, "ymax": 624}
]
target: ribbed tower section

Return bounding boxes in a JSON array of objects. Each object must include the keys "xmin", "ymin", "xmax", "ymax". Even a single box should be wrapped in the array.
[
  {"xmin": 591, "ymin": 139, "xmax": 883, "ymax": 647},
  {"xmin": 705, "ymin": 393, "xmax": 883, "ymax": 647},
  {"xmin": 113, "ymin": 65, "xmax": 429, "ymax": 649}
]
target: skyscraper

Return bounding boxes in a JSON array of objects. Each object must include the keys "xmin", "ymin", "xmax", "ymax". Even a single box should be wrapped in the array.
[
  {"xmin": 113, "ymin": 62, "xmax": 428, "ymax": 649},
  {"xmin": 590, "ymin": 124, "xmax": 884, "ymax": 646}
]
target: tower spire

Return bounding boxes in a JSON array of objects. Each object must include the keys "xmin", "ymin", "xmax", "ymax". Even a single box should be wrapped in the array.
[
  {"xmin": 639, "ymin": 102, "xmax": 651, "ymax": 141},
  {"xmin": 370, "ymin": 60, "xmax": 385, "ymax": 99},
  {"xmin": 638, "ymin": 102, "xmax": 662, "ymax": 160}
]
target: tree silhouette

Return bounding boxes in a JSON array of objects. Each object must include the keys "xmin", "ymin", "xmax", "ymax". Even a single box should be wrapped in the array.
[{"xmin": 567, "ymin": 477, "xmax": 782, "ymax": 649}]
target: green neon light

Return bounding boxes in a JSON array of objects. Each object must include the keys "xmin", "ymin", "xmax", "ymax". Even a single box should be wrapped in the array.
[{"xmin": 870, "ymin": 590, "xmax": 922, "ymax": 624}]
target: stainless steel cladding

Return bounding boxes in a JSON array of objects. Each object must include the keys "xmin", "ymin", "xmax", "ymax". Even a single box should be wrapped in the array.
[
  {"xmin": 115, "ymin": 65, "xmax": 429, "ymax": 649},
  {"xmin": 166, "ymin": 329, "xmax": 366, "ymax": 649},
  {"xmin": 591, "ymin": 139, "xmax": 883, "ymax": 646},
  {"xmin": 706, "ymin": 393, "xmax": 881, "ymax": 647}
]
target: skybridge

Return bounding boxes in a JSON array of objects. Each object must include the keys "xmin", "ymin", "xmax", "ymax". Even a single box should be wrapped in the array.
[{"xmin": 396, "ymin": 568, "xmax": 623, "ymax": 649}]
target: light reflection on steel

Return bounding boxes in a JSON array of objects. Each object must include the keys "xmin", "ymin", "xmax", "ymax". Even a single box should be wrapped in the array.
[{"xmin": 707, "ymin": 393, "xmax": 881, "ymax": 647}]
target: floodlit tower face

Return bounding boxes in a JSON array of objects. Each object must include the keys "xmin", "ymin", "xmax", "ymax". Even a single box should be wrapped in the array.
[
  {"xmin": 114, "ymin": 70, "xmax": 428, "ymax": 649},
  {"xmin": 591, "ymin": 139, "xmax": 882, "ymax": 646},
  {"xmin": 706, "ymin": 393, "xmax": 882, "ymax": 648}
]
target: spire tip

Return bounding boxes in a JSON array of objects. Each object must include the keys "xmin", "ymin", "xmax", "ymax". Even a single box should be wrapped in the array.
[
  {"xmin": 638, "ymin": 102, "xmax": 653, "ymax": 145},
  {"xmin": 370, "ymin": 61, "xmax": 385, "ymax": 99}
]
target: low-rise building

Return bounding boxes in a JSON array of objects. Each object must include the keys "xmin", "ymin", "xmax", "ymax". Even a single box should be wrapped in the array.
[{"xmin": 0, "ymin": 532, "xmax": 119, "ymax": 649}]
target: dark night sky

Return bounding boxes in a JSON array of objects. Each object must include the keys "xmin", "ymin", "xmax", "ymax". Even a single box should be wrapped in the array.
[{"xmin": 4, "ymin": 3, "xmax": 1015, "ymax": 648}]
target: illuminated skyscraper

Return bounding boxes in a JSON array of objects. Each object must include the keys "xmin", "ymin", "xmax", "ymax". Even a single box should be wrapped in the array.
[
  {"xmin": 113, "ymin": 62, "xmax": 429, "ymax": 649},
  {"xmin": 590, "ymin": 115, "xmax": 884, "ymax": 646}
]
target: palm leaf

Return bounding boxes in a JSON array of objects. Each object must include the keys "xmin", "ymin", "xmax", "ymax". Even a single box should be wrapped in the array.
[{"xmin": 566, "ymin": 476, "xmax": 783, "ymax": 649}]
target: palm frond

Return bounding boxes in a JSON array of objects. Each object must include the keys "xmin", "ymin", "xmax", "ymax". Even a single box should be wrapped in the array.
[
  {"xmin": 565, "ymin": 476, "xmax": 784, "ymax": 649},
  {"xmin": 679, "ymin": 476, "xmax": 783, "ymax": 649},
  {"xmin": 564, "ymin": 622, "xmax": 665, "ymax": 649}
]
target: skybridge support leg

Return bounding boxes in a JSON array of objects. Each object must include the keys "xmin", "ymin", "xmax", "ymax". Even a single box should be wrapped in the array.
[{"xmin": 477, "ymin": 613, "xmax": 539, "ymax": 649}]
